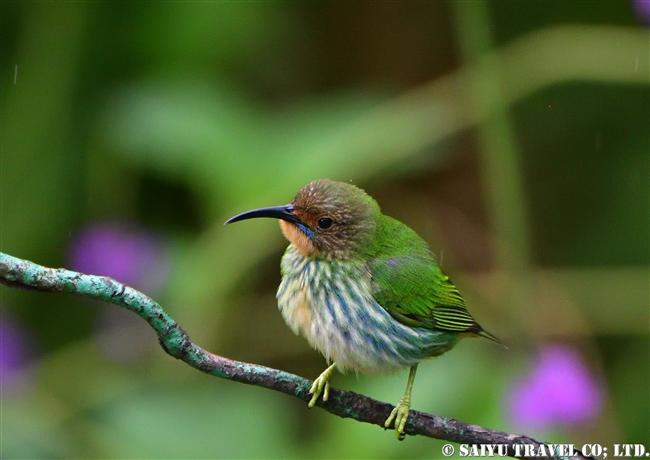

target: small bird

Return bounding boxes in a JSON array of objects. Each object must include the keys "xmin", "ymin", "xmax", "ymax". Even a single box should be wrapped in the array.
[{"xmin": 225, "ymin": 179, "xmax": 504, "ymax": 439}]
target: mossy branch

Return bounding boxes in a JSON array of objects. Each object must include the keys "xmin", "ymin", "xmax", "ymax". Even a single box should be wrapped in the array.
[{"xmin": 1, "ymin": 252, "xmax": 594, "ymax": 460}]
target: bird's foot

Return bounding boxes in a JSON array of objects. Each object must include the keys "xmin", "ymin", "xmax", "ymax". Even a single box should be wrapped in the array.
[
  {"xmin": 308, "ymin": 363, "xmax": 336, "ymax": 408},
  {"xmin": 384, "ymin": 397, "xmax": 411, "ymax": 441},
  {"xmin": 385, "ymin": 364, "xmax": 418, "ymax": 440}
]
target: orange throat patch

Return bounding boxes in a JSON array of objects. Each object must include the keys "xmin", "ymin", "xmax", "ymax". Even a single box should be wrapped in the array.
[{"xmin": 279, "ymin": 220, "xmax": 316, "ymax": 257}]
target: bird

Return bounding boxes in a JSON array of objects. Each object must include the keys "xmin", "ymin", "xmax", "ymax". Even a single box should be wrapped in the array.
[{"xmin": 225, "ymin": 178, "xmax": 504, "ymax": 440}]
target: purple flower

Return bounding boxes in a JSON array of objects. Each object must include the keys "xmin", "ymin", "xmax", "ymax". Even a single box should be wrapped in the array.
[
  {"xmin": 632, "ymin": 0, "xmax": 650, "ymax": 23},
  {"xmin": 68, "ymin": 221, "xmax": 170, "ymax": 295},
  {"xmin": 68, "ymin": 221, "xmax": 171, "ymax": 362},
  {"xmin": 0, "ymin": 315, "xmax": 33, "ymax": 392},
  {"xmin": 507, "ymin": 345, "xmax": 604, "ymax": 430}
]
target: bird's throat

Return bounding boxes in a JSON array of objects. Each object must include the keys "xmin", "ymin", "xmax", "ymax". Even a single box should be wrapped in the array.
[{"xmin": 279, "ymin": 220, "xmax": 316, "ymax": 257}]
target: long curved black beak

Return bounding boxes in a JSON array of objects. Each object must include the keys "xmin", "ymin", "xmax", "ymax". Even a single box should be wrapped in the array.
[{"xmin": 224, "ymin": 205, "xmax": 300, "ymax": 225}]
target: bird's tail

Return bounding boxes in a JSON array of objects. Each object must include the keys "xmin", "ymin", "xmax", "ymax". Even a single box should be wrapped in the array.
[{"xmin": 475, "ymin": 329, "xmax": 507, "ymax": 349}]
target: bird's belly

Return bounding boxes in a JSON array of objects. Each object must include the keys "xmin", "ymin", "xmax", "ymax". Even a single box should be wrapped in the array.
[{"xmin": 277, "ymin": 255, "xmax": 457, "ymax": 375}]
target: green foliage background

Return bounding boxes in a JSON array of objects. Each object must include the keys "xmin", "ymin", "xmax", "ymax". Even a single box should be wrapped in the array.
[{"xmin": 1, "ymin": 2, "xmax": 648, "ymax": 458}]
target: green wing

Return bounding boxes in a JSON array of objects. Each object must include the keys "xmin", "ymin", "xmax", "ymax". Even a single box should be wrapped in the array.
[
  {"xmin": 367, "ymin": 252, "xmax": 482, "ymax": 333},
  {"xmin": 365, "ymin": 216, "xmax": 502, "ymax": 344}
]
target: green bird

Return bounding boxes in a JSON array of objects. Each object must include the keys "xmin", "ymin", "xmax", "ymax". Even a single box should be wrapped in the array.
[{"xmin": 226, "ymin": 178, "xmax": 504, "ymax": 439}]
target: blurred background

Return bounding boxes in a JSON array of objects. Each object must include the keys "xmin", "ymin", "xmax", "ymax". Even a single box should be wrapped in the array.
[{"xmin": 1, "ymin": 2, "xmax": 648, "ymax": 458}]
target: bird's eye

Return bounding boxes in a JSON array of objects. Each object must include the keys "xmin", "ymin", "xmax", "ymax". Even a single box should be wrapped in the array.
[{"xmin": 317, "ymin": 217, "xmax": 334, "ymax": 229}]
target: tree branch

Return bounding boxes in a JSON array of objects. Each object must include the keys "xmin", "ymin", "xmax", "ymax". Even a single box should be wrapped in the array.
[{"xmin": 0, "ymin": 252, "xmax": 594, "ymax": 460}]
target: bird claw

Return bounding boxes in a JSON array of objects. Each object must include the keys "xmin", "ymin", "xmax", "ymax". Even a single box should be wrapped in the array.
[
  {"xmin": 384, "ymin": 399, "xmax": 411, "ymax": 440},
  {"xmin": 308, "ymin": 364, "xmax": 335, "ymax": 408},
  {"xmin": 308, "ymin": 375, "xmax": 330, "ymax": 407}
]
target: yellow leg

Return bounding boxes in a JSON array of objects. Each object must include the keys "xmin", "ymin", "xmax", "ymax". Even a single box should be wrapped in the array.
[
  {"xmin": 308, "ymin": 363, "xmax": 336, "ymax": 408},
  {"xmin": 384, "ymin": 364, "xmax": 418, "ymax": 440}
]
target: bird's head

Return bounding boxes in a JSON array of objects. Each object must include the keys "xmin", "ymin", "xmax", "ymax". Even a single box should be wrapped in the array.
[{"xmin": 225, "ymin": 179, "xmax": 380, "ymax": 259}]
